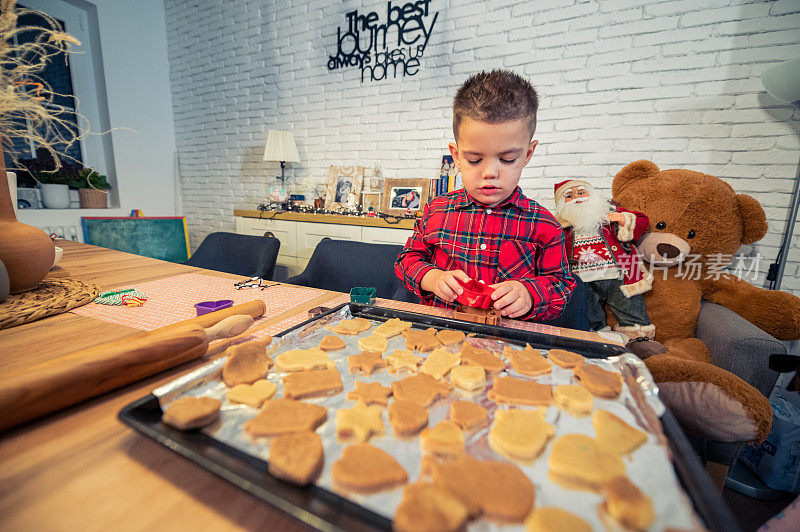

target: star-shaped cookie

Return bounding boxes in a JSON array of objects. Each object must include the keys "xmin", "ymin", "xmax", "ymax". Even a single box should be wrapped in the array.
[
  {"xmin": 348, "ymin": 350, "xmax": 388, "ymax": 375},
  {"xmin": 346, "ymin": 380, "xmax": 393, "ymax": 406},
  {"xmin": 385, "ymin": 349, "xmax": 424, "ymax": 373},
  {"xmin": 336, "ymin": 401, "xmax": 385, "ymax": 442}
]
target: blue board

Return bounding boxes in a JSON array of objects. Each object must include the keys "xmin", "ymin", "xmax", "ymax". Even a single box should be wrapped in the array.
[{"xmin": 81, "ymin": 216, "xmax": 191, "ymax": 263}]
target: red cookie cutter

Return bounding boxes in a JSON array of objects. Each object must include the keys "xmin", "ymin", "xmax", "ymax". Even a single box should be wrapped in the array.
[{"xmin": 455, "ymin": 278, "xmax": 494, "ymax": 309}]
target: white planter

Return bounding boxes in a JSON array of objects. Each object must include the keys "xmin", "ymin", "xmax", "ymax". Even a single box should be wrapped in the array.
[{"xmin": 40, "ymin": 183, "xmax": 71, "ymax": 209}]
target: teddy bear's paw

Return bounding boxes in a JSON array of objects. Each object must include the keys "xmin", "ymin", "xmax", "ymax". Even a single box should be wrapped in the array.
[{"xmin": 646, "ymin": 356, "xmax": 772, "ymax": 443}]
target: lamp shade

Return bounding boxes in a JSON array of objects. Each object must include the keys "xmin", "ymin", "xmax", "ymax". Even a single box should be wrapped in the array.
[
  {"xmin": 762, "ymin": 58, "xmax": 800, "ymax": 104},
  {"xmin": 263, "ymin": 130, "xmax": 300, "ymax": 163}
]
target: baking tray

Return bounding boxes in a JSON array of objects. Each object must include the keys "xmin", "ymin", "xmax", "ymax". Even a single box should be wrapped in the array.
[{"xmin": 119, "ymin": 303, "xmax": 739, "ymax": 532}]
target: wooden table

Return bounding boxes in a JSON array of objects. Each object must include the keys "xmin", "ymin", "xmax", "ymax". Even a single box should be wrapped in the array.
[{"xmin": 0, "ymin": 240, "xmax": 613, "ymax": 531}]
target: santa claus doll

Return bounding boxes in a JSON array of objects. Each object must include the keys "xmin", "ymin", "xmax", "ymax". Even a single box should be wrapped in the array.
[{"xmin": 553, "ymin": 179, "xmax": 655, "ymax": 339}]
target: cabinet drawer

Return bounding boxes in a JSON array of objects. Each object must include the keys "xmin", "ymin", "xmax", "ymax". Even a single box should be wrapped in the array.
[
  {"xmin": 362, "ymin": 226, "xmax": 413, "ymax": 246},
  {"xmin": 236, "ymin": 217, "xmax": 297, "ymax": 257},
  {"xmin": 296, "ymin": 222, "xmax": 361, "ymax": 259}
]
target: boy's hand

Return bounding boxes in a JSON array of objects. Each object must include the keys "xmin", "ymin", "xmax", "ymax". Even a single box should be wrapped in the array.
[
  {"xmin": 489, "ymin": 280, "xmax": 533, "ymax": 318},
  {"xmin": 421, "ymin": 269, "xmax": 470, "ymax": 303}
]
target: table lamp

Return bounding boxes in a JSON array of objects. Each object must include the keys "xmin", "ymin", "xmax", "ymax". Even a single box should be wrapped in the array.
[
  {"xmin": 263, "ymin": 130, "xmax": 300, "ymax": 182},
  {"xmin": 761, "ymin": 58, "xmax": 800, "ymax": 290}
]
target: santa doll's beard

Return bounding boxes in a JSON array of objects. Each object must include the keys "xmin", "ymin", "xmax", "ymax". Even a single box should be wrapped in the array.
[{"xmin": 555, "ymin": 193, "xmax": 612, "ymax": 235}]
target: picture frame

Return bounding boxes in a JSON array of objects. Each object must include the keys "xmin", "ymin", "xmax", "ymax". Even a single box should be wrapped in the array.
[
  {"xmin": 380, "ymin": 178, "xmax": 430, "ymax": 216},
  {"xmin": 324, "ymin": 165, "xmax": 364, "ymax": 210},
  {"xmin": 361, "ymin": 192, "xmax": 381, "ymax": 212}
]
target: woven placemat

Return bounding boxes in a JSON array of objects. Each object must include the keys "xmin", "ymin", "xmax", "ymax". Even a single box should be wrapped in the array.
[{"xmin": 0, "ymin": 278, "xmax": 100, "ymax": 330}]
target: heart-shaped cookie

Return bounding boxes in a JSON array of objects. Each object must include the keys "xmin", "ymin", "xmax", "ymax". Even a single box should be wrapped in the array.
[
  {"xmin": 437, "ymin": 329, "xmax": 465, "ymax": 346},
  {"xmin": 227, "ymin": 379, "xmax": 277, "ymax": 408},
  {"xmin": 420, "ymin": 420, "xmax": 464, "ymax": 457},
  {"xmin": 592, "ymin": 410, "xmax": 647, "ymax": 455},
  {"xmin": 547, "ymin": 434, "xmax": 625, "ymax": 491},
  {"xmin": 332, "ymin": 443, "xmax": 408, "ymax": 492},
  {"xmin": 268, "ymin": 431, "xmax": 324, "ymax": 486}
]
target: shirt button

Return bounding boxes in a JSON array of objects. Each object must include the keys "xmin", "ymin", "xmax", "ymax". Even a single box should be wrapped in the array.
[
  {"xmin": 611, "ymin": 246, "xmax": 618, "ymax": 251},
  {"xmin": 480, "ymin": 244, "xmax": 487, "ymax": 250},
  {"xmin": 486, "ymin": 208, "xmax": 492, "ymax": 214}
]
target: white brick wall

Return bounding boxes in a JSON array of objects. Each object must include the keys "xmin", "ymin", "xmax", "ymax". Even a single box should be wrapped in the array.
[{"xmin": 164, "ymin": 0, "xmax": 800, "ymax": 295}]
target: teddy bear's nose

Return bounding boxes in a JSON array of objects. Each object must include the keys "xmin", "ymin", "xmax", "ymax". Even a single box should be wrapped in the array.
[{"xmin": 657, "ymin": 243, "xmax": 681, "ymax": 259}]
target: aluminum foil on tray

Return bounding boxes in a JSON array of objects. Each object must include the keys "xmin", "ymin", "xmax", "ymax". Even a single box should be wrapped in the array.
[{"xmin": 153, "ymin": 305, "xmax": 702, "ymax": 531}]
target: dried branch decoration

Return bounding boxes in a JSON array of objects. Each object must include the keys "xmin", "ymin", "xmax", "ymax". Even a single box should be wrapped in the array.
[{"xmin": 0, "ymin": 0, "xmax": 84, "ymax": 171}]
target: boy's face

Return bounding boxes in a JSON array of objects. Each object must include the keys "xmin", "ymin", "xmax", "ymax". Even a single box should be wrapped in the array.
[{"xmin": 449, "ymin": 118, "xmax": 537, "ymax": 207}]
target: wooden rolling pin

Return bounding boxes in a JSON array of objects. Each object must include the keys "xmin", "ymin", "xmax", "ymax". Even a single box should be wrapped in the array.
[{"xmin": 0, "ymin": 300, "xmax": 266, "ymax": 432}]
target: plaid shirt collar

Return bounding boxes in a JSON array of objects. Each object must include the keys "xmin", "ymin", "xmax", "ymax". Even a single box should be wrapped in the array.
[{"xmin": 453, "ymin": 186, "xmax": 526, "ymax": 211}]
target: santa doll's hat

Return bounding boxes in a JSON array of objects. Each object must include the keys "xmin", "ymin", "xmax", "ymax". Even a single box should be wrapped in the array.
[{"xmin": 554, "ymin": 179, "xmax": 592, "ymax": 202}]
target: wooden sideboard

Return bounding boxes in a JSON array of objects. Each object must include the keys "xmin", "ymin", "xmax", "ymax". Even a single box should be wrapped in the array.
[{"xmin": 234, "ymin": 210, "xmax": 414, "ymax": 279}]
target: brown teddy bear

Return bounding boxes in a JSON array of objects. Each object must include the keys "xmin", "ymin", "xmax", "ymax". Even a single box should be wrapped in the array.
[{"xmin": 612, "ymin": 160, "xmax": 800, "ymax": 445}]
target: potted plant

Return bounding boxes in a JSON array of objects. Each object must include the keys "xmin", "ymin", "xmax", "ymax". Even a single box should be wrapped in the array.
[{"xmin": 70, "ymin": 168, "xmax": 110, "ymax": 208}]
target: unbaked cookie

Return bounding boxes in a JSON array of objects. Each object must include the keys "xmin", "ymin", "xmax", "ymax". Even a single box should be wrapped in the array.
[
  {"xmin": 373, "ymin": 317, "xmax": 412, "ymax": 338},
  {"xmin": 346, "ymin": 380, "xmax": 392, "ymax": 406},
  {"xmin": 222, "ymin": 339, "xmax": 272, "ymax": 387},
  {"xmin": 391, "ymin": 374, "xmax": 452, "ymax": 408},
  {"xmin": 332, "ymin": 443, "xmax": 408, "ymax": 493},
  {"xmin": 403, "ymin": 327, "xmax": 441, "ymax": 352},
  {"xmin": 488, "ymin": 376, "xmax": 552, "ymax": 406},
  {"xmin": 461, "ymin": 342, "xmax": 506, "ymax": 373},
  {"xmin": 388, "ymin": 399, "xmax": 429, "ymax": 436},
  {"xmin": 593, "ymin": 410, "xmax": 647, "ymax": 455},
  {"xmin": 162, "ymin": 396, "xmax": 221, "ymax": 430},
  {"xmin": 524, "ymin": 507, "xmax": 591, "ymax": 532},
  {"xmin": 327, "ymin": 317, "xmax": 372, "ymax": 335},
  {"xmin": 420, "ymin": 420, "xmax": 464, "ymax": 458},
  {"xmin": 574, "ymin": 364, "xmax": 623, "ymax": 399},
  {"xmin": 336, "ymin": 401, "xmax": 385, "ymax": 442},
  {"xmin": 348, "ymin": 350, "xmax": 388, "ymax": 375},
  {"xmin": 244, "ymin": 398, "xmax": 327, "ymax": 437},
  {"xmin": 450, "ymin": 365, "xmax": 485, "ymax": 391},
  {"xmin": 394, "ymin": 482, "xmax": 468, "ymax": 532},
  {"xmin": 547, "ymin": 348, "xmax": 585, "ymax": 369},
  {"xmin": 274, "ymin": 347, "xmax": 336, "ymax": 372},
  {"xmin": 318, "ymin": 335, "xmax": 346, "ymax": 351},
  {"xmin": 226, "ymin": 379, "xmax": 277, "ymax": 408},
  {"xmin": 448, "ymin": 400, "xmax": 488, "ymax": 431},
  {"xmin": 419, "ymin": 347, "xmax": 461, "ymax": 380},
  {"xmin": 358, "ymin": 333, "xmax": 388, "ymax": 354},
  {"xmin": 437, "ymin": 329, "xmax": 466, "ymax": 346},
  {"xmin": 488, "ymin": 408, "xmax": 554, "ymax": 462},
  {"xmin": 385, "ymin": 349, "xmax": 424, "ymax": 373},
  {"xmin": 547, "ymin": 434, "xmax": 625, "ymax": 492},
  {"xmin": 283, "ymin": 368, "xmax": 343, "ymax": 399},
  {"xmin": 600, "ymin": 476, "xmax": 655, "ymax": 531},
  {"xmin": 268, "ymin": 431, "xmax": 323, "ymax": 486},
  {"xmin": 553, "ymin": 384, "xmax": 594, "ymax": 417}
]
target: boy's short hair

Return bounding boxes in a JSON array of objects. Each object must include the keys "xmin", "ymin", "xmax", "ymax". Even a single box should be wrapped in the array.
[{"xmin": 452, "ymin": 69, "xmax": 539, "ymax": 141}]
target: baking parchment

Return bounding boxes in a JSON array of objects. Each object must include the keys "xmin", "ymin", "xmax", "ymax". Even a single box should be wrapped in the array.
[{"xmin": 153, "ymin": 306, "xmax": 701, "ymax": 531}]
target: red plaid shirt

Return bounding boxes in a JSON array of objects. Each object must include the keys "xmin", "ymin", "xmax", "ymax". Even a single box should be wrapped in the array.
[{"xmin": 395, "ymin": 187, "xmax": 575, "ymax": 320}]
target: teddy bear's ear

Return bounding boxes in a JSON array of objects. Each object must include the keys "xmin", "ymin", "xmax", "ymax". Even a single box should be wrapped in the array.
[
  {"xmin": 737, "ymin": 194, "xmax": 767, "ymax": 245},
  {"xmin": 612, "ymin": 160, "xmax": 660, "ymax": 197}
]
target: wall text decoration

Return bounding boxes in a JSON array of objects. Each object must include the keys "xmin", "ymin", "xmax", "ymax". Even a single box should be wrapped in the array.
[{"xmin": 327, "ymin": 0, "xmax": 439, "ymax": 83}]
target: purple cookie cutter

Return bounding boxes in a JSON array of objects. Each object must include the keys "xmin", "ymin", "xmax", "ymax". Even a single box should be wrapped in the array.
[{"xmin": 194, "ymin": 299, "xmax": 234, "ymax": 316}]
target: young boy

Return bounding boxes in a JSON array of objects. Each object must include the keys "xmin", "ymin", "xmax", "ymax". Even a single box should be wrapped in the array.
[{"xmin": 395, "ymin": 70, "xmax": 575, "ymax": 320}]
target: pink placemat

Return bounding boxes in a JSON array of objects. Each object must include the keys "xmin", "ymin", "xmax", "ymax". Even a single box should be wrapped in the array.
[{"xmin": 70, "ymin": 273, "xmax": 328, "ymax": 331}]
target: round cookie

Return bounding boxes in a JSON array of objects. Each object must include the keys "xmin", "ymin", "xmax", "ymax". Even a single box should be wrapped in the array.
[
  {"xmin": 489, "ymin": 408, "xmax": 554, "ymax": 462},
  {"xmin": 162, "ymin": 396, "xmax": 221, "ymax": 430}
]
